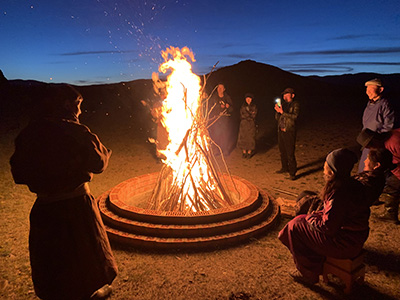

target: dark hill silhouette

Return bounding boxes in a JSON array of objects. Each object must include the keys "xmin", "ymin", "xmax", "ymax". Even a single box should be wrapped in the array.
[
  {"xmin": 309, "ymin": 72, "xmax": 400, "ymax": 116},
  {"xmin": 0, "ymin": 70, "xmax": 7, "ymax": 85},
  {"xmin": 203, "ymin": 60, "xmax": 358, "ymax": 127},
  {"xmin": 1, "ymin": 63, "xmax": 399, "ymax": 135}
]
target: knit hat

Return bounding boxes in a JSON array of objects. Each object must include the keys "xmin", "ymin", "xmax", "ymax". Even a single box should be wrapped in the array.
[
  {"xmin": 365, "ymin": 78, "xmax": 383, "ymax": 87},
  {"xmin": 326, "ymin": 148, "xmax": 358, "ymax": 177}
]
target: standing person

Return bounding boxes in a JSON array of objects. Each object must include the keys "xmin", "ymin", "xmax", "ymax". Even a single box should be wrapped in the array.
[
  {"xmin": 237, "ymin": 93, "xmax": 257, "ymax": 158},
  {"xmin": 209, "ymin": 83, "xmax": 234, "ymax": 155},
  {"xmin": 279, "ymin": 148, "xmax": 369, "ymax": 284},
  {"xmin": 274, "ymin": 87, "xmax": 300, "ymax": 180},
  {"xmin": 358, "ymin": 78, "xmax": 395, "ymax": 172},
  {"xmin": 379, "ymin": 128, "xmax": 400, "ymax": 224},
  {"xmin": 10, "ymin": 85, "xmax": 118, "ymax": 300}
]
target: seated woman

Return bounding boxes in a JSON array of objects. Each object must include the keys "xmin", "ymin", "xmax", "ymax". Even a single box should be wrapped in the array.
[
  {"xmin": 295, "ymin": 148, "xmax": 393, "ymax": 215},
  {"xmin": 278, "ymin": 148, "xmax": 370, "ymax": 284}
]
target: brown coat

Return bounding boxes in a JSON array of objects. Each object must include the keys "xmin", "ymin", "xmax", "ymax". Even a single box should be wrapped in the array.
[
  {"xmin": 10, "ymin": 118, "xmax": 117, "ymax": 300},
  {"xmin": 237, "ymin": 103, "xmax": 257, "ymax": 150}
]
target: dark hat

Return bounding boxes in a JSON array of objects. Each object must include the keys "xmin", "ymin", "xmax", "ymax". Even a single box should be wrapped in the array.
[
  {"xmin": 365, "ymin": 78, "xmax": 383, "ymax": 87},
  {"xmin": 357, "ymin": 128, "xmax": 376, "ymax": 149},
  {"xmin": 356, "ymin": 128, "xmax": 387, "ymax": 149},
  {"xmin": 326, "ymin": 148, "xmax": 358, "ymax": 177},
  {"xmin": 281, "ymin": 87, "xmax": 295, "ymax": 95},
  {"xmin": 245, "ymin": 93, "xmax": 254, "ymax": 99}
]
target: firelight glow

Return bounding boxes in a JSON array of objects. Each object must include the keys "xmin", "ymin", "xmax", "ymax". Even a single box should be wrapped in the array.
[
  {"xmin": 158, "ymin": 46, "xmax": 202, "ymax": 167},
  {"xmin": 149, "ymin": 46, "xmax": 233, "ymax": 212}
]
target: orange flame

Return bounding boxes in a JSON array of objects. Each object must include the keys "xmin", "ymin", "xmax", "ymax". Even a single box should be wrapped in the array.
[
  {"xmin": 153, "ymin": 46, "xmax": 220, "ymax": 211},
  {"xmin": 158, "ymin": 46, "xmax": 201, "ymax": 162}
]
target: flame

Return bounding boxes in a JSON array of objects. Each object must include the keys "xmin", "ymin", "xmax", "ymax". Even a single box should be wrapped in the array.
[
  {"xmin": 151, "ymin": 46, "xmax": 228, "ymax": 212},
  {"xmin": 158, "ymin": 46, "xmax": 202, "ymax": 164}
]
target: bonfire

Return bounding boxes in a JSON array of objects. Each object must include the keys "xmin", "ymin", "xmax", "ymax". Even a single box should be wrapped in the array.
[{"xmin": 148, "ymin": 46, "xmax": 237, "ymax": 213}]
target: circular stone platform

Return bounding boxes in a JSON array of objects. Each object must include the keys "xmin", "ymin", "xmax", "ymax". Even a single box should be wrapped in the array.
[{"xmin": 97, "ymin": 172, "xmax": 280, "ymax": 250}]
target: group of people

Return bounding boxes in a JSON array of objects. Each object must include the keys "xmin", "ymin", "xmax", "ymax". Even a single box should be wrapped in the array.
[
  {"xmin": 8, "ymin": 77, "xmax": 399, "ymax": 298},
  {"xmin": 278, "ymin": 78, "xmax": 400, "ymax": 286},
  {"xmin": 209, "ymin": 83, "xmax": 300, "ymax": 180}
]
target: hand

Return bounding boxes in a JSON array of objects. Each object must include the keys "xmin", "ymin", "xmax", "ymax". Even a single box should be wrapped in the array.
[{"xmin": 274, "ymin": 104, "xmax": 283, "ymax": 114}]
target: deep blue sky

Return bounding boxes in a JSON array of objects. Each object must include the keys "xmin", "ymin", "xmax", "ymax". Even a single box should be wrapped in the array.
[{"xmin": 1, "ymin": 0, "xmax": 399, "ymax": 85}]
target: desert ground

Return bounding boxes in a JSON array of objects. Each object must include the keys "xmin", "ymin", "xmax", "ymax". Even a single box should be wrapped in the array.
[{"xmin": 1, "ymin": 104, "xmax": 399, "ymax": 300}]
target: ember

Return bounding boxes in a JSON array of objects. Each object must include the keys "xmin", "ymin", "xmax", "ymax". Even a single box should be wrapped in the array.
[{"xmin": 148, "ymin": 46, "xmax": 237, "ymax": 212}]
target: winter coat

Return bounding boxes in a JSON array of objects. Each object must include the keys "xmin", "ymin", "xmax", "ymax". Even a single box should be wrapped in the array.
[
  {"xmin": 237, "ymin": 103, "xmax": 257, "ymax": 150},
  {"xmin": 275, "ymin": 100, "xmax": 300, "ymax": 132}
]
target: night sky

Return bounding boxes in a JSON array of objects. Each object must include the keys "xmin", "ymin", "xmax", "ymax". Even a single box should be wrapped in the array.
[{"xmin": 1, "ymin": 0, "xmax": 399, "ymax": 85}]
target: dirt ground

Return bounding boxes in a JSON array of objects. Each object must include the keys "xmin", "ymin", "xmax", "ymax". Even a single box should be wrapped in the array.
[{"xmin": 1, "ymin": 108, "xmax": 399, "ymax": 300}]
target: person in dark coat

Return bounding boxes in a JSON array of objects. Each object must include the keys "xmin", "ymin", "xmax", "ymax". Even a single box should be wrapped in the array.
[
  {"xmin": 237, "ymin": 93, "xmax": 257, "ymax": 158},
  {"xmin": 10, "ymin": 85, "xmax": 118, "ymax": 300},
  {"xmin": 274, "ymin": 87, "xmax": 300, "ymax": 180},
  {"xmin": 208, "ymin": 83, "xmax": 234, "ymax": 155},
  {"xmin": 278, "ymin": 148, "xmax": 369, "ymax": 284}
]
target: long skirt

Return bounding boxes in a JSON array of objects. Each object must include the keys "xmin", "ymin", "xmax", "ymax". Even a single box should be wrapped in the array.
[
  {"xmin": 29, "ymin": 194, "xmax": 118, "ymax": 300},
  {"xmin": 237, "ymin": 119, "xmax": 256, "ymax": 151},
  {"xmin": 278, "ymin": 215, "xmax": 368, "ymax": 282}
]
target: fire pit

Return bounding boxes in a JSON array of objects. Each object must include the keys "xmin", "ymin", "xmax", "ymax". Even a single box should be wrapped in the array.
[
  {"xmin": 97, "ymin": 172, "xmax": 280, "ymax": 250},
  {"xmin": 97, "ymin": 47, "xmax": 280, "ymax": 250}
]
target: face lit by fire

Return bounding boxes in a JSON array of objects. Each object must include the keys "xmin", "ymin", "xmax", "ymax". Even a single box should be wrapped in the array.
[
  {"xmin": 65, "ymin": 95, "xmax": 83, "ymax": 118},
  {"xmin": 323, "ymin": 161, "xmax": 335, "ymax": 182},
  {"xmin": 366, "ymin": 85, "xmax": 383, "ymax": 101},
  {"xmin": 283, "ymin": 92, "xmax": 294, "ymax": 103},
  {"xmin": 363, "ymin": 153, "xmax": 380, "ymax": 172},
  {"xmin": 245, "ymin": 96, "xmax": 252, "ymax": 105},
  {"xmin": 217, "ymin": 84, "xmax": 225, "ymax": 97}
]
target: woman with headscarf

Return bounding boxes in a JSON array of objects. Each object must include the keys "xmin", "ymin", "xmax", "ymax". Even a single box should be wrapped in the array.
[
  {"xmin": 237, "ymin": 93, "xmax": 257, "ymax": 158},
  {"xmin": 278, "ymin": 148, "xmax": 370, "ymax": 284},
  {"xmin": 10, "ymin": 84, "xmax": 117, "ymax": 299},
  {"xmin": 294, "ymin": 147, "xmax": 392, "ymax": 215}
]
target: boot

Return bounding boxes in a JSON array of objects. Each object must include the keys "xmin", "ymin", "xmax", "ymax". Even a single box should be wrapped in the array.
[{"xmin": 377, "ymin": 193, "xmax": 399, "ymax": 224}]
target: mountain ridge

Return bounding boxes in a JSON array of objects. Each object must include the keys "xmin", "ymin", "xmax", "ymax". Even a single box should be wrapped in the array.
[{"xmin": 1, "ymin": 61, "xmax": 399, "ymax": 133}]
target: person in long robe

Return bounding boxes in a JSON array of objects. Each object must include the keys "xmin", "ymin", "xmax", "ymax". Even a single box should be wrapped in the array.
[
  {"xmin": 358, "ymin": 78, "xmax": 395, "ymax": 172},
  {"xmin": 278, "ymin": 148, "xmax": 369, "ymax": 284},
  {"xmin": 208, "ymin": 83, "xmax": 234, "ymax": 155},
  {"xmin": 237, "ymin": 93, "xmax": 257, "ymax": 158},
  {"xmin": 10, "ymin": 84, "xmax": 118, "ymax": 300}
]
